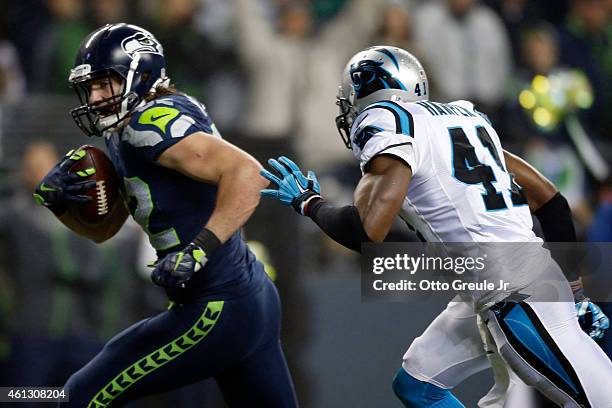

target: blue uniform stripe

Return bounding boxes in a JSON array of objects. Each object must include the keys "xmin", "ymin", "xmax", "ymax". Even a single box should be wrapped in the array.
[
  {"xmin": 492, "ymin": 301, "xmax": 590, "ymax": 406},
  {"xmin": 504, "ymin": 305, "xmax": 578, "ymax": 395},
  {"xmin": 354, "ymin": 125, "xmax": 384, "ymax": 150},
  {"xmin": 363, "ymin": 101, "xmax": 414, "ymax": 137}
]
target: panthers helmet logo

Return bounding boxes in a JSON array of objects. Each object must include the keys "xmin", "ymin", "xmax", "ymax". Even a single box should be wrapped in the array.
[
  {"xmin": 350, "ymin": 59, "xmax": 406, "ymax": 99},
  {"xmin": 121, "ymin": 32, "xmax": 163, "ymax": 59}
]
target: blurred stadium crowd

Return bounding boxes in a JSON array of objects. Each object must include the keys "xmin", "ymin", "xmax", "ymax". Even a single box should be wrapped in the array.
[{"xmin": 0, "ymin": 0, "xmax": 611, "ymax": 406}]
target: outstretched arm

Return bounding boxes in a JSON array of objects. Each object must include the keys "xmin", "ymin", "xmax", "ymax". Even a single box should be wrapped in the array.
[{"xmin": 260, "ymin": 155, "xmax": 412, "ymax": 252}]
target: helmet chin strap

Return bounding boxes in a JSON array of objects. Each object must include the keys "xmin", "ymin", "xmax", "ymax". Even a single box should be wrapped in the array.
[{"xmin": 121, "ymin": 53, "xmax": 141, "ymax": 116}]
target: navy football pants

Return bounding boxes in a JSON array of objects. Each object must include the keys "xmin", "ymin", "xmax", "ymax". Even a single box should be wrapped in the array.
[{"xmin": 60, "ymin": 278, "xmax": 297, "ymax": 407}]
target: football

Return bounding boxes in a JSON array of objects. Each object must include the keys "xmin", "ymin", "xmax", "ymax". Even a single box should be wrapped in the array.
[{"xmin": 66, "ymin": 145, "xmax": 122, "ymax": 226}]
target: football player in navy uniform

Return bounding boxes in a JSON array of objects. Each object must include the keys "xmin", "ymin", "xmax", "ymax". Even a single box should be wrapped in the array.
[{"xmin": 34, "ymin": 24, "xmax": 298, "ymax": 407}]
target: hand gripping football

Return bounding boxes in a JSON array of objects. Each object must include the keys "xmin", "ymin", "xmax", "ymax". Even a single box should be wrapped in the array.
[{"xmin": 66, "ymin": 145, "xmax": 122, "ymax": 226}]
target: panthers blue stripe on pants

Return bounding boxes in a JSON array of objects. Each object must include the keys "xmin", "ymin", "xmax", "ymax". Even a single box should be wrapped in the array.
[
  {"xmin": 60, "ymin": 277, "xmax": 297, "ymax": 407},
  {"xmin": 485, "ymin": 299, "xmax": 612, "ymax": 407}
]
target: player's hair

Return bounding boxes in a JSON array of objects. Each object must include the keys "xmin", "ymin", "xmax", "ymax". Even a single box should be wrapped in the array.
[{"xmin": 144, "ymin": 83, "xmax": 178, "ymax": 102}]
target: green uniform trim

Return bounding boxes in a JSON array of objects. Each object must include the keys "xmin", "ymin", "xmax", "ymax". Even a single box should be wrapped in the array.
[
  {"xmin": 87, "ymin": 300, "xmax": 224, "ymax": 408},
  {"xmin": 173, "ymin": 252, "xmax": 184, "ymax": 271},
  {"xmin": 192, "ymin": 248, "xmax": 205, "ymax": 263},
  {"xmin": 33, "ymin": 193, "xmax": 45, "ymax": 206},
  {"xmin": 70, "ymin": 150, "xmax": 87, "ymax": 161},
  {"xmin": 76, "ymin": 168, "xmax": 96, "ymax": 178},
  {"xmin": 39, "ymin": 183, "xmax": 57, "ymax": 192},
  {"xmin": 124, "ymin": 176, "xmax": 180, "ymax": 251},
  {"xmin": 138, "ymin": 106, "xmax": 180, "ymax": 134}
]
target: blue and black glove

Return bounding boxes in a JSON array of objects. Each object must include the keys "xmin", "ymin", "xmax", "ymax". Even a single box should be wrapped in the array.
[
  {"xmin": 151, "ymin": 243, "xmax": 208, "ymax": 288},
  {"xmin": 576, "ymin": 299, "xmax": 610, "ymax": 340},
  {"xmin": 33, "ymin": 149, "xmax": 96, "ymax": 215},
  {"xmin": 571, "ymin": 278, "xmax": 609, "ymax": 340},
  {"xmin": 150, "ymin": 228, "xmax": 221, "ymax": 288},
  {"xmin": 260, "ymin": 156, "xmax": 322, "ymax": 216}
]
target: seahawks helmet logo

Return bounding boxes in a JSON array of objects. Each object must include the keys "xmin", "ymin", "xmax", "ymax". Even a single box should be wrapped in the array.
[
  {"xmin": 121, "ymin": 32, "xmax": 163, "ymax": 58},
  {"xmin": 350, "ymin": 59, "xmax": 406, "ymax": 99}
]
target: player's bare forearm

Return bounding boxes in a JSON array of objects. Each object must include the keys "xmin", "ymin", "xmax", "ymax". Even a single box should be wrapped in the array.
[
  {"xmin": 57, "ymin": 200, "xmax": 128, "ymax": 243},
  {"xmin": 354, "ymin": 155, "xmax": 412, "ymax": 242},
  {"xmin": 503, "ymin": 150, "xmax": 557, "ymax": 212},
  {"xmin": 158, "ymin": 132, "xmax": 267, "ymax": 243},
  {"xmin": 206, "ymin": 160, "xmax": 268, "ymax": 242}
]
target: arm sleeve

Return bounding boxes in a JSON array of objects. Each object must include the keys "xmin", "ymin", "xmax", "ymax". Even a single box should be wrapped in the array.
[
  {"xmin": 534, "ymin": 192, "xmax": 580, "ymax": 282},
  {"xmin": 307, "ymin": 201, "xmax": 418, "ymax": 252},
  {"xmin": 533, "ymin": 192, "xmax": 577, "ymax": 243},
  {"xmin": 307, "ymin": 198, "xmax": 370, "ymax": 253}
]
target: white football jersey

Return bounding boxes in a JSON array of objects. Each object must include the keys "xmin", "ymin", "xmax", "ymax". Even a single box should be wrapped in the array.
[
  {"xmin": 350, "ymin": 98, "xmax": 539, "ymax": 244},
  {"xmin": 351, "ymin": 99, "xmax": 553, "ymax": 306}
]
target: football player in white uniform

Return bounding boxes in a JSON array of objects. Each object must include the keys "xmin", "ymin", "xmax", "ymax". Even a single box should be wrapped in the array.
[{"xmin": 261, "ymin": 46, "xmax": 612, "ymax": 407}]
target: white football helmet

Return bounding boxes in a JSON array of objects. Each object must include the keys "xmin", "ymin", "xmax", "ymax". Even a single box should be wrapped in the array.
[{"xmin": 335, "ymin": 45, "xmax": 428, "ymax": 148}]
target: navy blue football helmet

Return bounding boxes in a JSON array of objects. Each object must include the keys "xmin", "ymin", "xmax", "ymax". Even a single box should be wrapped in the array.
[{"xmin": 69, "ymin": 23, "xmax": 169, "ymax": 136}]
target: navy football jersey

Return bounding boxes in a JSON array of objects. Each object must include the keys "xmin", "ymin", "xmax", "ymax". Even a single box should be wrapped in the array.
[{"xmin": 105, "ymin": 93, "xmax": 265, "ymax": 300}]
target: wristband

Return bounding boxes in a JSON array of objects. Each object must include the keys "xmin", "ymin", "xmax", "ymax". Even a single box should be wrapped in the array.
[
  {"xmin": 302, "ymin": 194, "xmax": 323, "ymax": 217},
  {"xmin": 569, "ymin": 278, "xmax": 586, "ymax": 301},
  {"xmin": 192, "ymin": 228, "xmax": 222, "ymax": 255}
]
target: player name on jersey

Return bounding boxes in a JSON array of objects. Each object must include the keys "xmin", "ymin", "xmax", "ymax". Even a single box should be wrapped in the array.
[{"xmin": 416, "ymin": 101, "xmax": 477, "ymax": 118}]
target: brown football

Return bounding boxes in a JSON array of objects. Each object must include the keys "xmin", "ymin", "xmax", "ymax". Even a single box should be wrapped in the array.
[{"xmin": 66, "ymin": 145, "xmax": 122, "ymax": 226}]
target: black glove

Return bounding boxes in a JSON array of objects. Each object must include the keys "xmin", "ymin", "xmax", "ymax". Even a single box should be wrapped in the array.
[
  {"xmin": 33, "ymin": 149, "xmax": 96, "ymax": 215},
  {"xmin": 150, "ymin": 243, "xmax": 208, "ymax": 288}
]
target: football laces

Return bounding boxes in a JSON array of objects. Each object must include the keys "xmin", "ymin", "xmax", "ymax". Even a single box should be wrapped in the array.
[{"xmin": 96, "ymin": 180, "xmax": 109, "ymax": 215}]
